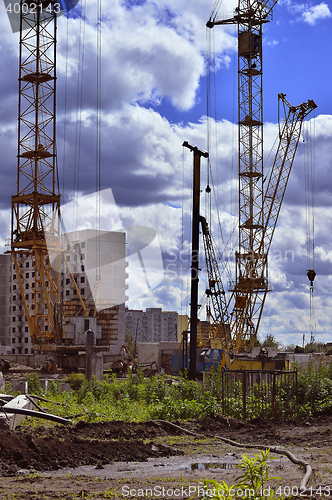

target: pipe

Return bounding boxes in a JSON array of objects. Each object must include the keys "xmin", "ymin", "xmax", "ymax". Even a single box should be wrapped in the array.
[
  {"xmin": 157, "ymin": 420, "xmax": 313, "ymax": 492},
  {"xmin": 0, "ymin": 407, "xmax": 70, "ymax": 424}
]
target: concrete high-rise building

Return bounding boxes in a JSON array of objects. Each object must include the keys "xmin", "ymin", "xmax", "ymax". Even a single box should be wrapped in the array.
[
  {"xmin": 125, "ymin": 307, "xmax": 178, "ymax": 343},
  {"xmin": 0, "ymin": 254, "xmax": 12, "ymax": 350},
  {"xmin": 0, "ymin": 229, "xmax": 127, "ymax": 354}
]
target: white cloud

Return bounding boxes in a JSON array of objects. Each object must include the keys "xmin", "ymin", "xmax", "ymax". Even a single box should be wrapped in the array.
[
  {"xmin": 302, "ymin": 2, "xmax": 331, "ymax": 24},
  {"xmin": 280, "ymin": 0, "xmax": 332, "ymax": 24},
  {"xmin": 1, "ymin": 0, "xmax": 332, "ymax": 345}
]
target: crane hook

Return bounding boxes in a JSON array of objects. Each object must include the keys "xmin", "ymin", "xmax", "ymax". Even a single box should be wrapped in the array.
[{"xmin": 307, "ymin": 269, "xmax": 316, "ymax": 290}]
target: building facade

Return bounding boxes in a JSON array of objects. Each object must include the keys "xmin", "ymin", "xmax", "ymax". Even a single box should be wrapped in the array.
[
  {"xmin": 0, "ymin": 229, "xmax": 127, "ymax": 354},
  {"xmin": 125, "ymin": 307, "xmax": 178, "ymax": 343}
]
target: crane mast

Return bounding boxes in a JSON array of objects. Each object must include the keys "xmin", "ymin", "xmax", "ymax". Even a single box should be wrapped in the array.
[
  {"xmin": 11, "ymin": 1, "xmax": 61, "ymax": 345},
  {"xmin": 207, "ymin": 1, "xmax": 316, "ymax": 355},
  {"xmin": 10, "ymin": 1, "xmax": 88, "ymax": 347},
  {"xmin": 207, "ymin": 0, "xmax": 278, "ymax": 346}
]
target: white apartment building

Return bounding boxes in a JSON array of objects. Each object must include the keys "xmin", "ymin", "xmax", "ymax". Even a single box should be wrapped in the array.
[
  {"xmin": 125, "ymin": 307, "xmax": 178, "ymax": 343},
  {"xmin": 0, "ymin": 229, "xmax": 127, "ymax": 354}
]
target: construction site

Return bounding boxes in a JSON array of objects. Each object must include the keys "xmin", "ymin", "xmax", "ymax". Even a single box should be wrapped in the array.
[{"xmin": 0, "ymin": 0, "xmax": 332, "ymax": 497}]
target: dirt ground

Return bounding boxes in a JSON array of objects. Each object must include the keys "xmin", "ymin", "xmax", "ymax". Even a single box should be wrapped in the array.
[{"xmin": 1, "ymin": 415, "xmax": 332, "ymax": 499}]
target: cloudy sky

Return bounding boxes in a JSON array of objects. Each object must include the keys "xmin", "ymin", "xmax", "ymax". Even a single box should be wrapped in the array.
[{"xmin": 0, "ymin": 0, "xmax": 332, "ymax": 347}]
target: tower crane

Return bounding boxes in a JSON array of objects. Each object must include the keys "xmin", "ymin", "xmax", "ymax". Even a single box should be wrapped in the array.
[
  {"xmin": 204, "ymin": 1, "xmax": 317, "ymax": 364},
  {"xmin": 10, "ymin": 1, "xmax": 88, "ymax": 349}
]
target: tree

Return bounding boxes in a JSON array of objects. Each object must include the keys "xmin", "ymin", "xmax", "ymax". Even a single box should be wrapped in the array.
[{"xmin": 261, "ymin": 333, "xmax": 282, "ymax": 350}]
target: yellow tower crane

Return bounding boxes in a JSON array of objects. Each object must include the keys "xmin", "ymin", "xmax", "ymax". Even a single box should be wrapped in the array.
[
  {"xmin": 205, "ymin": 2, "xmax": 317, "ymax": 365},
  {"xmin": 10, "ymin": 1, "xmax": 88, "ymax": 349}
]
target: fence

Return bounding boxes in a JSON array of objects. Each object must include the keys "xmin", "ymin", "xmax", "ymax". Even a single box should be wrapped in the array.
[{"xmin": 219, "ymin": 370, "xmax": 298, "ymax": 420}]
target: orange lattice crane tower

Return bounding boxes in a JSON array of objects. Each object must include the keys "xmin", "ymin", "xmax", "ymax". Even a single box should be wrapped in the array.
[
  {"xmin": 207, "ymin": 0, "xmax": 278, "ymax": 346},
  {"xmin": 207, "ymin": 1, "xmax": 316, "ymax": 356},
  {"xmin": 11, "ymin": 1, "xmax": 62, "ymax": 345}
]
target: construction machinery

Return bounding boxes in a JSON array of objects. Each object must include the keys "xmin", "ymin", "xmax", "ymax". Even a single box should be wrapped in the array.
[
  {"xmin": 188, "ymin": 1, "xmax": 317, "ymax": 370},
  {"xmin": 7, "ymin": 2, "xmax": 118, "ymax": 358}
]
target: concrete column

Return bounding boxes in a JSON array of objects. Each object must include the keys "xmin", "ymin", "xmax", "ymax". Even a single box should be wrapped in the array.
[{"xmin": 85, "ymin": 329, "xmax": 94, "ymax": 380}]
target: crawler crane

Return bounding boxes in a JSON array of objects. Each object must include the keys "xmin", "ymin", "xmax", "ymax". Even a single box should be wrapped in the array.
[{"xmin": 201, "ymin": 1, "xmax": 317, "ymax": 367}]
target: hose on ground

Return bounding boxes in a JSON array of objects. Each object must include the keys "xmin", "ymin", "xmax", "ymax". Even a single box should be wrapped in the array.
[{"xmin": 156, "ymin": 420, "xmax": 313, "ymax": 494}]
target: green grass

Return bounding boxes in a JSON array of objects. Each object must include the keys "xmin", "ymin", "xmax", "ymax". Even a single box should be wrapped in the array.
[{"xmin": 8, "ymin": 361, "xmax": 332, "ymax": 428}]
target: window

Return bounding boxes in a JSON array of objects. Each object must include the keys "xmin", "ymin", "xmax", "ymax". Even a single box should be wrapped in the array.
[
  {"xmin": 12, "ymin": 337, "xmax": 15, "ymax": 343},
  {"xmin": 25, "ymin": 294, "xmax": 29, "ymax": 300},
  {"xmin": 81, "ymin": 289, "xmax": 85, "ymax": 295},
  {"xmin": 18, "ymin": 337, "xmax": 22, "ymax": 343},
  {"xmin": 13, "ymin": 284, "xmax": 16, "ymax": 291},
  {"xmin": 25, "ymin": 349, "xmax": 28, "ymax": 354},
  {"xmin": 32, "ymin": 282, "xmax": 35, "ymax": 288},
  {"xmin": 26, "ymin": 273, "xmax": 29, "ymax": 279},
  {"xmin": 18, "ymin": 348, "xmax": 22, "ymax": 354},
  {"xmin": 32, "ymin": 272, "xmax": 35, "ymax": 278},
  {"xmin": 74, "ymin": 255, "xmax": 77, "ymax": 263},
  {"xmin": 25, "ymin": 283, "xmax": 29, "ymax": 289},
  {"xmin": 73, "ymin": 289, "xmax": 77, "ymax": 295},
  {"xmin": 45, "ymin": 325, "xmax": 48, "ymax": 331},
  {"xmin": 25, "ymin": 337, "xmax": 28, "ymax": 343},
  {"xmin": 80, "ymin": 277, "xmax": 85, "ymax": 283},
  {"xmin": 25, "ymin": 328, "xmax": 28, "ymax": 333},
  {"xmin": 81, "ymin": 265, "xmax": 85, "ymax": 272},
  {"xmin": 13, "ymin": 274, "xmax": 16, "ymax": 280},
  {"xmin": 26, "ymin": 262, "xmax": 29, "ymax": 268},
  {"xmin": 73, "ymin": 266, "xmax": 77, "ymax": 272},
  {"xmin": 81, "ymin": 254, "xmax": 85, "ymax": 260},
  {"xmin": 67, "ymin": 244, "xmax": 70, "ymax": 250},
  {"xmin": 13, "ymin": 306, "xmax": 16, "ymax": 312},
  {"xmin": 13, "ymin": 295, "xmax": 16, "ymax": 301},
  {"xmin": 19, "ymin": 327, "xmax": 22, "ymax": 333},
  {"xmin": 66, "ymin": 290, "xmax": 70, "ymax": 296},
  {"xmin": 81, "ymin": 242, "xmax": 85, "ymax": 248},
  {"xmin": 12, "ymin": 317, "xmax": 15, "ymax": 322},
  {"xmin": 12, "ymin": 348, "xmax": 15, "ymax": 354},
  {"xmin": 12, "ymin": 327, "xmax": 15, "ymax": 333},
  {"xmin": 66, "ymin": 278, "xmax": 70, "ymax": 285},
  {"xmin": 66, "ymin": 255, "xmax": 70, "ymax": 262},
  {"xmin": 19, "ymin": 305, "xmax": 22, "ymax": 310}
]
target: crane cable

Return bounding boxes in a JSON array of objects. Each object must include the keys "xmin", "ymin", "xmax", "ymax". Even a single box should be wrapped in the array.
[
  {"xmin": 73, "ymin": 0, "xmax": 87, "ymax": 231},
  {"xmin": 95, "ymin": 0, "xmax": 102, "ymax": 288},
  {"xmin": 304, "ymin": 112, "xmax": 316, "ymax": 343}
]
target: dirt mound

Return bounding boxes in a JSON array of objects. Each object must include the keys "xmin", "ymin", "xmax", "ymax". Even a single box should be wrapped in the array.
[
  {"xmin": 1, "ymin": 415, "xmax": 332, "ymax": 476},
  {"xmin": 0, "ymin": 421, "xmax": 182, "ymax": 476}
]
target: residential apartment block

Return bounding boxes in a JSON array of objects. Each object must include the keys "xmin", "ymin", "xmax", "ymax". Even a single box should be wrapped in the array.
[
  {"xmin": 125, "ymin": 307, "xmax": 178, "ymax": 343},
  {"xmin": 0, "ymin": 229, "xmax": 127, "ymax": 354}
]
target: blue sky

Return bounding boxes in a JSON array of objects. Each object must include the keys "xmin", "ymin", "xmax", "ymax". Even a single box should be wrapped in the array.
[{"xmin": 0, "ymin": 0, "xmax": 332, "ymax": 348}]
